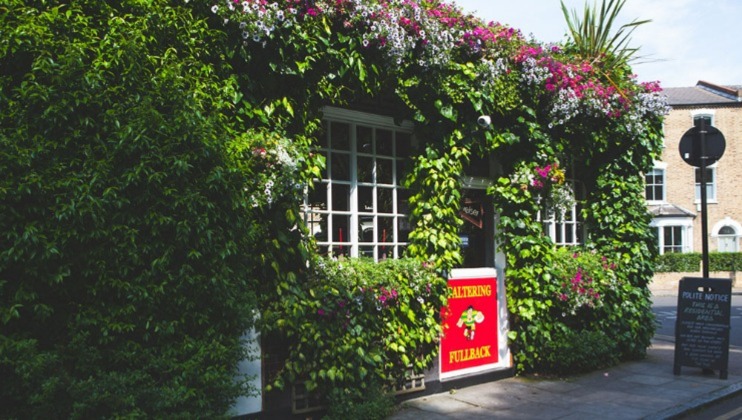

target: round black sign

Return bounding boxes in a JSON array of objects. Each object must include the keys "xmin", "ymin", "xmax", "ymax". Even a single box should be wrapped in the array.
[{"xmin": 678, "ymin": 125, "xmax": 726, "ymax": 167}]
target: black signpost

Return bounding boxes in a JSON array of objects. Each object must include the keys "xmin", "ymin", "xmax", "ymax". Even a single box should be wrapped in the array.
[
  {"xmin": 678, "ymin": 119, "xmax": 726, "ymax": 277},
  {"xmin": 674, "ymin": 120, "xmax": 729, "ymax": 378},
  {"xmin": 674, "ymin": 277, "xmax": 732, "ymax": 379}
]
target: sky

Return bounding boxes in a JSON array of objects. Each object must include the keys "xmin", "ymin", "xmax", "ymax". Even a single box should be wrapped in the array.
[{"xmin": 453, "ymin": 0, "xmax": 742, "ymax": 88}]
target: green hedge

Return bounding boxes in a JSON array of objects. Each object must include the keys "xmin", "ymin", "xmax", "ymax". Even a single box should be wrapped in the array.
[
  {"xmin": 261, "ymin": 257, "xmax": 447, "ymax": 409},
  {"xmin": 1, "ymin": 2, "xmax": 261, "ymax": 417},
  {"xmin": 710, "ymin": 253, "xmax": 742, "ymax": 271},
  {"xmin": 655, "ymin": 253, "xmax": 701, "ymax": 272},
  {"xmin": 655, "ymin": 253, "xmax": 742, "ymax": 273}
]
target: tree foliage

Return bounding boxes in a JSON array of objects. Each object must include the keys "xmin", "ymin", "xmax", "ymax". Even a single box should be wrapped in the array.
[{"xmin": 0, "ymin": 1, "xmax": 262, "ymax": 417}]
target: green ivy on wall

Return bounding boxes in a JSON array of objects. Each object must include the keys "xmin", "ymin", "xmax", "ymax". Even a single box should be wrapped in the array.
[
  {"xmin": 208, "ymin": 0, "xmax": 667, "ymax": 376},
  {"xmin": 1, "ymin": 0, "xmax": 671, "ymax": 415}
]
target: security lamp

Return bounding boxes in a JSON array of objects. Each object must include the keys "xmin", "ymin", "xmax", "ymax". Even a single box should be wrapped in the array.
[{"xmin": 477, "ymin": 115, "xmax": 491, "ymax": 128}]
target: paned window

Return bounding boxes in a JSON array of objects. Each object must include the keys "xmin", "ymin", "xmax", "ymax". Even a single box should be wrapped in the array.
[
  {"xmin": 540, "ymin": 181, "xmax": 584, "ymax": 246},
  {"xmin": 303, "ymin": 111, "xmax": 412, "ymax": 260},
  {"xmin": 645, "ymin": 168, "xmax": 665, "ymax": 202},
  {"xmin": 695, "ymin": 167, "xmax": 716, "ymax": 202},
  {"xmin": 693, "ymin": 114, "xmax": 713, "ymax": 127},
  {"xmin": 651, "ymin": 219, "xmax": 693, "ymax": 255},
  {"xmin": 661, "ymin": 226, "xmax": 683, "ymax": 254}
]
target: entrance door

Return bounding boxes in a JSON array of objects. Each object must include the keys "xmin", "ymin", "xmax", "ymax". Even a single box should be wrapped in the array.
[{"xmin": 459, "ymin": 189, "xmax": 494, "ymax": 268}]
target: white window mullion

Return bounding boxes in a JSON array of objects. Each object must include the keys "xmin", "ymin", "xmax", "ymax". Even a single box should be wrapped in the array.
[
  {"xmin": 349, "ymin": 124, "xmax": 359, "ymax": 258},
  {"xmin": 392, "ymin": 131, "xmax": 399, "ymax": 258},
  {"xmin": 309, "ymin": 107, "xmax": 413, "ymax": 261}
]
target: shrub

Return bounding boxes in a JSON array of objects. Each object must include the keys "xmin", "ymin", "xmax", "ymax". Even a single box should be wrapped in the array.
[
  {"xmin": 709, "ymin": 252, "xmax": 742, "ymax": 272},
  {"xmin": 323, "ymin": 380, "xmax": 395, "ymax": 420},
  {"xmin": 0, "ymin": 2, "xmax": 261, "ymax": 417},
  {"xmin": 655, "ymin": 253, "xmax": 701, "ymax": 272},
  {"xmin": 261, "ymin": 257, "xmax": 447, "ymax": 401},
  {"xmin": 655, "ymin": 252, "xmax": 742, "ymax": 273},
  {"xmin": 537, "ymin": 328, "xmax": 619, "ymax": 375}
]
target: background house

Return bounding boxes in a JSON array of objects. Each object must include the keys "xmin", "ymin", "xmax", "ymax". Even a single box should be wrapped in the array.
[{"xmin": 649, "ymin": 81, "xmax": 742, "ymax": 254}]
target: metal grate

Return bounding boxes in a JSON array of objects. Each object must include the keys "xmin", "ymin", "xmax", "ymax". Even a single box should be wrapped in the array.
[
  {"xmin": 394, "ymin": 371, "xmax": 426, "ymax": 395},
  {"xmin": 291, "ymin": 383, "xmax": 324, "ymax": 414}
]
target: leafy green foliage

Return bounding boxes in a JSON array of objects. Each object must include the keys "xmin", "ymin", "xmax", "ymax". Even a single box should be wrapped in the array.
[
  {"xmin": 655, "ymin": 253, "xmax": 701, "ymax": 273},
  {"xmin": 655, "ymin": 252, "xmax": 742, "ymax": 272},
  {"xmin": 537, "ymin": 328, "xmax": 619, "ymax": 375},
  {"xmin": 561, "ymin": 0, "xmax": 651, "ymax": 78},
  {"xmin": 709, "ymin": 253, "xmax": 742, "ymax": 272},
  {"xmin": 323, "ymin": 380, "xmax": 395, "ymax": 420},
  {"xmin": 1, "ymin": 0, "xmax": 670, "ymax": 414},
  {"xmin": 405, "ymin": 142, "xmax": 468, "ymax": 271},
  {"xmin": 261, "ymin": 258, "xmax": 446, "ymax": 399},
  {"xmin": 0, "ymin": 1, "xmax": 263, "ymax": 417}
]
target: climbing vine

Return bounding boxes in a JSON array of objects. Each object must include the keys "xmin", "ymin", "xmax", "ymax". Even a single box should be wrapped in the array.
[{"xmin": 207, "ymin": 0, "xmax": 667, "ymax": 377}]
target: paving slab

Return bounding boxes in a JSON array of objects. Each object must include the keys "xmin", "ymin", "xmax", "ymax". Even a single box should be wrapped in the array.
[{"xmin": 389, "ymin": 337, "xmax": 742, "ymax": 419}]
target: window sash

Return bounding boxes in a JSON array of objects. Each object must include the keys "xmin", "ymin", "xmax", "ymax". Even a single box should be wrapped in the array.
[
  {"xmin": 661, "ymin": 226, "xmax": 683, "ymax": 254},
  {"xmin": 645, "ymin": 169, "xmax": 664, "ymax": 202},
  {"xmin": 304, "ymin": 118, "xmax": 411, "ymax": 260},
  {"xmin": 694, "ymin": 167, "xmax": 716, "ymax": 201}
]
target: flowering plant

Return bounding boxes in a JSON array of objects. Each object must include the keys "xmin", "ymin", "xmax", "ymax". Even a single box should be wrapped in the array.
[
  {"xmin": 201, "ymin": 0, "xmax": 665, "ymax": 376},
  {"xmin": 262, "ymin": 257, "xmax": 447, "ymax": 396},
  {"xmin": 551, "ymin": 246, "xmax": 621, "ymax": 316},
  {"xmin": 226, "ymin": 129, "xmax": 309, "ymax": 208},
  {"xmin": 510, "ymin": 160, "xmax": 575, "ymax": 219}
]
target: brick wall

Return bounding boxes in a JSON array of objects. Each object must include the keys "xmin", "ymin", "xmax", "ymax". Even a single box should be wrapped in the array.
[{"xmin": 660, "ymin": 105, "xmax": 742, "ymax": 252}]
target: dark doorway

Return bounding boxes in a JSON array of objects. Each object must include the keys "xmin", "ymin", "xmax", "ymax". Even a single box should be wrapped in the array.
[{"xmin": 459, "ymin": 189, "xmax": 494, "ymax": 268}]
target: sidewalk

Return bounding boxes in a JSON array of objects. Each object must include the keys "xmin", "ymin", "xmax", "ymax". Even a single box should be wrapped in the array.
[{"xmin": 389, "ymin": 337, "xmax": 742, "ymax": 419}]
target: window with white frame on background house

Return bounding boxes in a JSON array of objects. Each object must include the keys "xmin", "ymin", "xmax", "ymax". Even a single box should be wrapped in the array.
[
  {"xmin": 691, "ymin": 112, "xmax": 717, "ymax": 202},
  {"xmin": 303, "ymin": 109, "xmax": 413, "ymax": 261},
  {"xmin": 651, "ymin": 216, "xmax": 693, "ymax": 255},
  {"xmin": 645, "ymin": 167, "xmax": 665, "ymax": 202},
  {"xmin": 695, "ymin": 166, "xmax": 716, "ymax": 202},
  {"xmin": 660, "ymin": 225, "xmax": 684, "ymax": 254}
]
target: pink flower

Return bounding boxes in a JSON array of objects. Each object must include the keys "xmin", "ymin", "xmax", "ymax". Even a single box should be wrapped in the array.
[{"xmin": 535, "ymin": 165, "xmax": 551, "ymax": 179}]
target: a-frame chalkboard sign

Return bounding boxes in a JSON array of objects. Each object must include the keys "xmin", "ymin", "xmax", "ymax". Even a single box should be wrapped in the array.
[{"xmin": 673, "ymin": 277, "xmax": 732, "ymax": 379}]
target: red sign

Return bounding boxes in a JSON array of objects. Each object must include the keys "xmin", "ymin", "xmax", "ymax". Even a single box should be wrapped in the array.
[{"xmin": 440, "ymin": 275, "xmax": 498, "ymax": 376}]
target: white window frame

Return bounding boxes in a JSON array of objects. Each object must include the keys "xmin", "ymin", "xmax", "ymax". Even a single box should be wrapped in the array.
[
  {"xmin": 690, "ymin": 109, "xmax": 715, "ymax": 127},
  {"xmin": 694, "ymin": 165, "xmax": 717, "ymax": 203},
  {"xmin": 645, "ymin": 161, "xmax": 667, "ymax": 204},
  {"xmin": 303, "ymin": 107, "xmax": 414, "ymax": 260},
  {"xmin": 691, "ymin": 110, "xmax": 717, "ymax": 204},
  {"xmin": 651, "ymin": 218, "xmax": 693, "ymax": 255}
]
